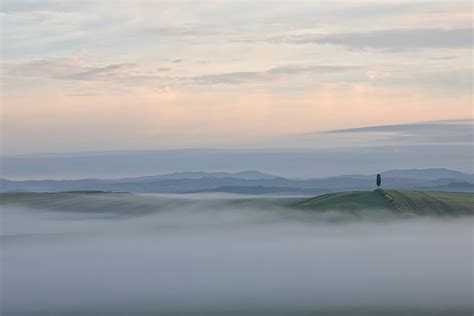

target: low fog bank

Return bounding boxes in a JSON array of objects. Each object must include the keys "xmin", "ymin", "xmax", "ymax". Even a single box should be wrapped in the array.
[
  {"xmin": 0, "ymin": 195, "xmax": 410, "ymax": 236},
  {"xmin": 1, "ymin": 201, "xmax": 473, "ymax": 315}
]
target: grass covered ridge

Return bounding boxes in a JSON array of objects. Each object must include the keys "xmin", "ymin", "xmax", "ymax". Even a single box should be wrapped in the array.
[
  {"xmin": 1, "ymin": 189, "xmax": 473, "ymax": 218},
  {"xmin": 295, "ymin": 189, "xmax": 473, "ymax": 216}
]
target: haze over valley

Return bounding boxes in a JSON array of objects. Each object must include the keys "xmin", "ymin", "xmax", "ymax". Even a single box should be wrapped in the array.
[{"xmin": 2, "ymin": 189, "xmax": 473, "ymax": 315}]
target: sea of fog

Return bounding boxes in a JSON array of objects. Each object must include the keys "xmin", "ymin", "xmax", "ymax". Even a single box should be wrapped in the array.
[{"xmin": 1, "ymin": 194, "xmax": 473, "ymax": 315}]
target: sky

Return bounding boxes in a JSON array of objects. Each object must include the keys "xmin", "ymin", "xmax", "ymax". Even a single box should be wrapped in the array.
[{"xmin": 0, "ymin": 0, "xmax": 472, "ymax": 157}]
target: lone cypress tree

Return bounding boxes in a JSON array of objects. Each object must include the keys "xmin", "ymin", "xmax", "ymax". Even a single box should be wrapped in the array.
[{"xmin": 376, "ymin": 174, "xmax": 381, "ymax": 188}]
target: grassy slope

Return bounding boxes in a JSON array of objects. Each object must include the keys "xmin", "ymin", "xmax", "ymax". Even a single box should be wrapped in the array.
[
  {"xmin": 0, "ymin": 192, "xmax": 197, "ymax": 218},
  {"xmin": 383, "ymin": 189, "xmax": 473, "ymax": 216},
  {"xmin": 1, "ymin": 190, "xmax": 472, "ymax": 217},
  {"xmin": 295, "ymin": 190, "xmax": 394, "ymax": 211},
  {"xmin": 295, "ymin": 189, "xmax": 473, "ymax": 216}
]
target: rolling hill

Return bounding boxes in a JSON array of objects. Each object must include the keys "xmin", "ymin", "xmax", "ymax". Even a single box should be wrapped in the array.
[
  {"xmin": 295, "ymin": 189, "xmax": 473, "ymax": 216},
  {"xmin": 1, "ymin": 189, "xmax": 472, "ymax": 218}
]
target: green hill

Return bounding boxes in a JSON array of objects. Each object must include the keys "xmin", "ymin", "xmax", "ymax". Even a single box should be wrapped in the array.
[
  {"xmin": 295, "ymin": 189, "xmax": 473, "ymax": 216},
  {"xmin": 1, "ymin": 189, "xmax": 472, "ymax": 218},
  {"xmin": 0, "ymin": 191, "xmax": 196, "ymax": 218}
]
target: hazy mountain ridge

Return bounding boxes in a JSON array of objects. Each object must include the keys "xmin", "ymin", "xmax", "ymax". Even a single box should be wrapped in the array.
[
  {"xmin": 1, "ymin": 168, "xmax": 472, "ymax": 194},
  {"xmin": 116, "ymin": 170, "xmax": 279, "ymax": 182},
  {"xmin": 381, "ymin": 168, "xmax": 473, "ymax": 180}
]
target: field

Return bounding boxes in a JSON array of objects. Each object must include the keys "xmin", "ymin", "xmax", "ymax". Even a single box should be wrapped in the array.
[
  {"xmin": 294, "ymin": 189, "xmax": 473, "ymax": 216},
  {"xmin": 1, "ymin": 189, "xmax": 473, "ymax": 218}
]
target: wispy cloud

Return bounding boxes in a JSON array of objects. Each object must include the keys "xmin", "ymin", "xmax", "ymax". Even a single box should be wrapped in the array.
[
  {"xmin": 322, "ymin": 119, "xmax": 474, "ymax": 145},
  {"xmin": 0, "ymin": 0, "xmax": 89, "ymax": 13},
  {"xmin": 69, "ymin": 63, "xmax": 137, "ymax": 80},
  {"xmin": 1, "ymin": 1, "xmax": 472, "ymax": 156},
  {"xmin": 274, "ymin": 28, "xmax": 473, "ymax": 50},
  {"xmin": 4, "ymin": 58, "xmax": 153, "ymax": 82},
  {"xmin": 325, "ymin": 119, "xmax": 472, "ymax": 133},
  {"xmin": 5, "ymin": 59, "xmax": 359, "ymax": 86},
  {"xmin": 184, "ymin": 65, "xmax": 358, "ymax": 85},
  {"xmin": 147, "ymin": 26, "xmax": 220, "ymax": 37}
]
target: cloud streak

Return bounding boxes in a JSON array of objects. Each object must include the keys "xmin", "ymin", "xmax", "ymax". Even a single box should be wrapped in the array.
[
  {"xmin": 322, "ymin": 119, "xmax": 474, "ymax": 145},
  {"xmin": 5, "ymin": 59, "xmax": 140, "ymax": 81},
  {"xmin": 276, "ymin": 28, "xmax": 473, "ymax": 50},
  {"xmin": 325, "ymin": 119, "xmax": 473, "ymax": 133},
  {"xmin": 5, "ymin": 59, "xmax": 358, "ymax": 85},
  {"xmin": 184, "ymin": 65, "xmax": 358, "ymax": 85}
]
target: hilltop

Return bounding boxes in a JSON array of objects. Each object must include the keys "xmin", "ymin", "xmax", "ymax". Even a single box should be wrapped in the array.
[{"xmin": 295, "ymin": 189, "xmax": 473, "ymax": 216}]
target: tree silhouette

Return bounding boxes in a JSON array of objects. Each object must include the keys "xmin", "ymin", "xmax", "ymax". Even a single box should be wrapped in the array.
[{"xmin": 376, "ymin": 174, "xmax": 381, "ymax": 188}]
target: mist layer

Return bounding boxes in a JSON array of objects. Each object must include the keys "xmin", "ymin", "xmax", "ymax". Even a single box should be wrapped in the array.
[{"xmin": 1, "ymin": 199, "xmax": 472, "ymax": 315}]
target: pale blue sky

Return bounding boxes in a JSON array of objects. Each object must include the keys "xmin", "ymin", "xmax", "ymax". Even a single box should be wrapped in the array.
[{"xmin": 1, "ymin": 0, "xmax": 472, "ymax": 156}]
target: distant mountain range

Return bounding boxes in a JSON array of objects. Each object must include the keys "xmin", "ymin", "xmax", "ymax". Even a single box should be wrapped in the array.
[
  {"xmin": 324, "ymin": 168, "xmax": 473, "ymax": 180},
  {"xmin": 117, "ymin": 170, "xmax": 279, "ymax": 181},
  {"xmin": 1, "ymin": 168, "xmax": 473, "ymax": 195}
]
